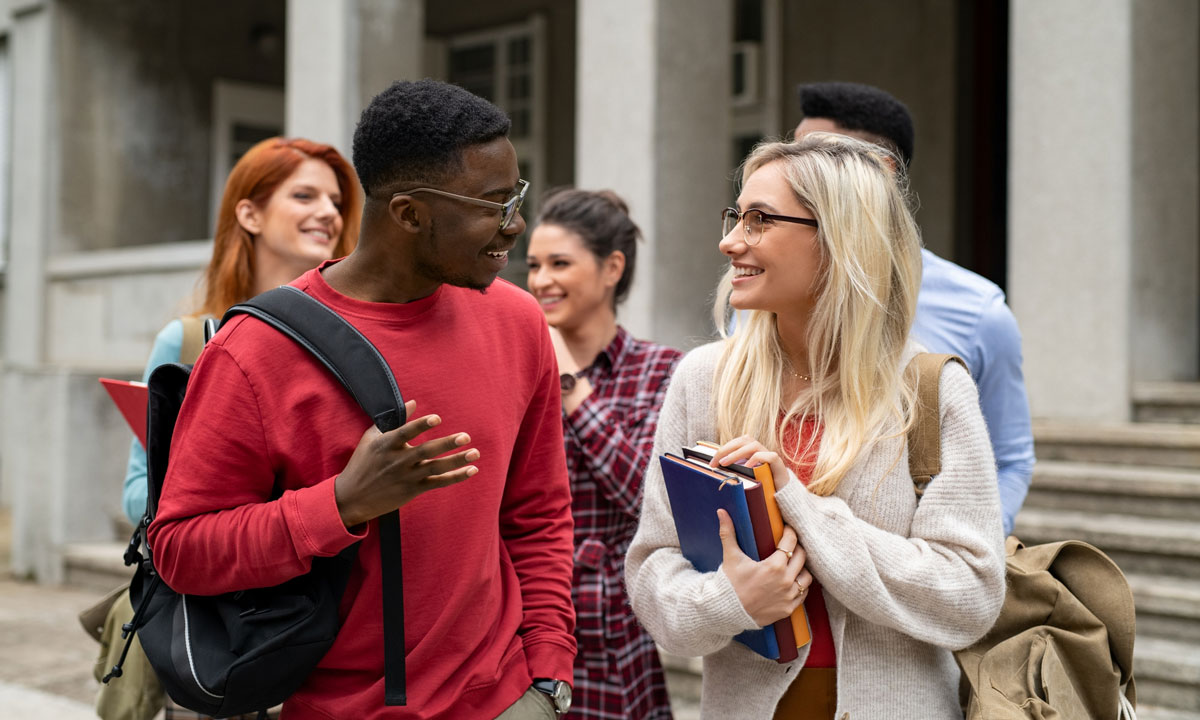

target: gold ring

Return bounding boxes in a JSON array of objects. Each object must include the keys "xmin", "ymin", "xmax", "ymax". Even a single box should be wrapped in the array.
[
  {"xmin": 796, "ymin": 580, "xmax": 806, "ymax": 595},
  {"xmin": 775, "ymin": 547, "xmax": 793, "ymax": 560}
]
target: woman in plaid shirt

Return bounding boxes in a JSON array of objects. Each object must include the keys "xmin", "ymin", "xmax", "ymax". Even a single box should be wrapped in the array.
[{"xmin": 527, "ymin": 189, "xmax": 682, "ymax": 719}]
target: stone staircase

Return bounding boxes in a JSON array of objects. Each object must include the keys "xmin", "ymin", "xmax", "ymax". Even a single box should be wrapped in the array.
[{"xmin": 1019, "ymin": 381, "xmax": 1200, "ymax": 719}]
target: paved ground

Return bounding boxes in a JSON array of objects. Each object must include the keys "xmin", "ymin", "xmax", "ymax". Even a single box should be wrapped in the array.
[
  {"xmin": 0, "ymin": 506, "xmax": 699, "ymax": 720},
  {"xmin": 0, "ymin": 509, "xmax": 107, "ymax": 719}
]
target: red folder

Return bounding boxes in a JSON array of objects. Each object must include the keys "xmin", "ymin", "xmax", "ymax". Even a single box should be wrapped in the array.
[{"xmin": 100, "ymin": 378, "xmax": 149, "ymax": 448}]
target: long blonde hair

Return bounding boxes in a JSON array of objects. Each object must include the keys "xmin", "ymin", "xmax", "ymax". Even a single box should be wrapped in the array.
[{"xmin": 712, "ymin": 133, "xmax": 923, "ymax": 496}]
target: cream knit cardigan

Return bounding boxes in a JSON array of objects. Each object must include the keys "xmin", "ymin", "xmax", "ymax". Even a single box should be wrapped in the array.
[{"xmin": 626, "ymin": 341, "xmax": 1006, "ymax": 719}]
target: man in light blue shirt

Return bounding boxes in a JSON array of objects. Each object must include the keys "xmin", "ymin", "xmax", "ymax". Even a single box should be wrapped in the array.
[{"xmin": 794, "ymin": 81, "xmax": 1035, "ymax": 535}]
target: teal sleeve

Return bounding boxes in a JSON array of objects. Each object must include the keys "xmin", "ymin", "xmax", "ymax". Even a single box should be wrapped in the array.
[{"xmin": 121, "ymin": 320, "xmax": 185, "ymax": 525}]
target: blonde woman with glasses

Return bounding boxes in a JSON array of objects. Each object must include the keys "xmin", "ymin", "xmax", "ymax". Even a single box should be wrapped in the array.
[{"xmin": 625, "ymin": 133, "xmax": 1005, "ymax": 720}]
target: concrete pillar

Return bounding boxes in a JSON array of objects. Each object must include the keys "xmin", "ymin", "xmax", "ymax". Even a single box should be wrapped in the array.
[
  {"xmin": 576, "ymin": 0, "xmax": 732, "ymax": 350},
  {"xmin": 6, "ymin": 369, "xmax": 130, "ymax": 583},
  {"xmin": 285, "ymin": 0, "xmax": 423, "ymax": 157},
  {"xmin": 4, "ymin": 1, "xmax": 52, "ymax": 369},
  {"xmin": 1130, "ymin": 0, "xmax": 1199, "ymax": 382},
  {"xmin": 1009, "ymin": 0, "xmax": 1134, "ymax": 421},
  {"xmin": 2, "ymin": 0, "xmax": 75, "ymax": 580}
]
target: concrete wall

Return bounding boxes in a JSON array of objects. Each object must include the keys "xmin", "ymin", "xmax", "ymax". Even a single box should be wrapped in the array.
[
  {"xmin": 6, "ymin": 367, "xmax": 136, "ymax": 581},
  {"xmin": 779, "ymin": 0, "xmax": 958, "ymax": 259},
  {"xmin": 44, "ymin": 242, "xmax": 210, "ymax": 371},
  {"xmin": 577, "ymin": 0, "xmax": 731, "ymax": 350},
  {"xmin": 1010, "ymin": 0, "xmax": 1134, "ymax": 421},
  {"xmin": 1130, "ymin": 0, "xmax": 1199, "ymax": 381},
  {"xmin": 55, "ymin": 0, "xmax": 285, "ymax": 254}
]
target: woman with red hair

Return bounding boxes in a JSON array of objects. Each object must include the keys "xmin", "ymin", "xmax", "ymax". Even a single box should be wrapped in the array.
[
  {"xmin": 98, "ymin": 137, "xmax": 360, "ymax": 720},
  {"xmin": 121, "ymin": 136, "xmax": 361, "ymax": 527}
]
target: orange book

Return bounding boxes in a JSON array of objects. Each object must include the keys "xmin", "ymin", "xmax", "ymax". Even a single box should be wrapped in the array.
[
  {"xmin": 100, "ymin": 378, "xmax": 149, "ymax": 449},
  {"xmin": 683, "ymin": 442, "xmax": 812, "ymax": 649}
]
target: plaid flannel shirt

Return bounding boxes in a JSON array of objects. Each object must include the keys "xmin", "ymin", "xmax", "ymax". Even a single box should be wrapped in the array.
[{"xmin": 564, "ymin": 327, "xmax": 681, "ymax": 720}]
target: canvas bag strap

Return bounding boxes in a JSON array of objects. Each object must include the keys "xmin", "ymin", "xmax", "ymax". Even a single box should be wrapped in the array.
[
  {"xmin": 905, "ymin": 353, "xmax": 967, "ymax": 496},
  {"xmin": 178, "ymin": 315, "xmax": 209, "ymax": 365},
  {"xmin": 222, "ymin": 285, "xmax": 409, "ymax": 706}
]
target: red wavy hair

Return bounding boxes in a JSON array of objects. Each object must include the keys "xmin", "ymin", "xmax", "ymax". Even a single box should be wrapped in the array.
[{"xmin": 197, "ymin": 137, "xmax": 361, "ymax": 317}]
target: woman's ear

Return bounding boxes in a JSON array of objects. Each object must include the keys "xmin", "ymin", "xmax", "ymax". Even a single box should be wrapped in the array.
[
  {"xmin": 602, "ymin": 250, "xmax": 626, "ymax": 289},
  {"xmin": 235, "ymin": 199, "xmax": 263, "ymax": 236},
  {"xmin": 387, "ymin": 195, "xmax": 423, "ymax": 234}
]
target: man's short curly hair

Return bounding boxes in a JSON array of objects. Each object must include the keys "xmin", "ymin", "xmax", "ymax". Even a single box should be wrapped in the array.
[
  {"xmin": 352, "ymin": 79, "xmax": 512, "ymax": 197},
  {"xmin": 797, "ymin": 81, "xmax": 915, "ymax": 166}
]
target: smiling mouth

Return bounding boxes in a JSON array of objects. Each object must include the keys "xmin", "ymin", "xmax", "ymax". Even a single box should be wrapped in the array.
[
  {"xmin": 486, "ymin": 250, "xmax": 508, "ymax": 260},
  {"xmin": 303, "ymin": 229, "xmax": 333, "ymax": 242},
  {"xmin": 733, "ymin": 266, "xmax": 763, "ymax": 278},
  {"xmin": 538, "ymin": 295, "xmax": 564, "ymax": 306}
]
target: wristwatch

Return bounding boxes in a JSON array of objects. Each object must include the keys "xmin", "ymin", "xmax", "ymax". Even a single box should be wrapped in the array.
[{"xmin": 532, "ymin": 678, "xmax": 572, "ymax": 715}]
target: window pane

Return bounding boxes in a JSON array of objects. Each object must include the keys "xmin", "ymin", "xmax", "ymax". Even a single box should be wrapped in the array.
[
  {"xmin": 508, "ymin": 37, "xmax": 530, "ymax": 66},
  {"xmin": 734, "ymin": 0, "xmax": 763, "ymax": 42},
  {"xmin": 449, "ymin": 43, "xmax": 497, "ymax": 101}
]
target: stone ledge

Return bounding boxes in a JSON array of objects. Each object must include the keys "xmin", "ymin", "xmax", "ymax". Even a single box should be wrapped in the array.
[
  {"xmin": 1014, "ymin": 509, "xmax": 1200, "ymax": 557},
  {"xmin": 1128, "ymin": 573, "xmax": 1200, "ymax": 621},
  {"xmin": 1135, "ymin": 383, "xmax": 1200, "ymax": 407},
  {"xmin": 1137, "ymin": 636, "xmax": 1200, "ymax": 685},
  {"xmin": 46, "ymin": 241, "xmax": 212, "ymax": 280},
  {"xmin": 1034, "ymin": 421, "xmax": 1200, "ymax": 449},
  {"xmin": 1032, "ymin": 461, "xmax": 1200, "ymax": 498}
]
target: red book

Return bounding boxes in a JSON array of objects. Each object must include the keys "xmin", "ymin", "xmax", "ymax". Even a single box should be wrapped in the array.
[
  {"xmin": 683, "ymin": 442, "xmax": 812, "ymax": 651},
  {"xmin": 742, "ymin": 480, "xmax": 799, "ymax": 663},
  {"xmin": 100, "ymin": 378, "xmax": 149, "ymax": 448}
]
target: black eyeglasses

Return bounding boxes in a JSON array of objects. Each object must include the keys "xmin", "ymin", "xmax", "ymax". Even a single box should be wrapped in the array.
[
  {"xmin": 396, "ymin": 179, "xmax": 529, "ymax": 231},
  {"xmin": 722, "ymin": 207, "xmax": 819, "ymax": 246}
]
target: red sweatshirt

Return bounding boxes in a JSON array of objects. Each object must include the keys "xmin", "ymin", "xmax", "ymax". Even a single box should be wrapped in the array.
[{"xmin": 149, "ymin": 266, "xmax": 577, "ymax": 719}]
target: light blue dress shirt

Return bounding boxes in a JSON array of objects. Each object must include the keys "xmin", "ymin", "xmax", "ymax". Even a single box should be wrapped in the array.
[
  {"xmin": 121, "ymin": 319, "xmax": 184, "ymax": 526},
  {"xmin": 912, "ymin": 249, "xmax": 1035, "ymax": 535}
]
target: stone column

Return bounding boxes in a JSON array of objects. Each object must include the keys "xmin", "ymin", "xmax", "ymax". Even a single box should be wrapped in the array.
[
  {"xmin": 285, "ymin": 0, "xmax": 423, "ymax": 157},
  {"xmin": 576, "ymin": 0, "xmax": 732, "ymax": 350},
  {"xmin": 4, "ymin": 1, "xmax": 52, "ymax": 370},
  {"xmin": 1008, "ymin": 0, "xmax": 1134, "ymax": 421},
  {"xmin": 1130, "ymin": 1, "xmax": 1199, "ymax": 382},
  {"xmin": 1, "ymin": 0, "xmax": 83, "ymax": 582}
]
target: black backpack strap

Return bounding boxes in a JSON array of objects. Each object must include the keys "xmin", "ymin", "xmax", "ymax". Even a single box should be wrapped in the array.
[
  {"xmin": 223, "ymin": 286, "xmax": 405, "ymax": 433},
  {"xmin": 221, "ymin": 285, "xmax": 409, "ymax": 706}
]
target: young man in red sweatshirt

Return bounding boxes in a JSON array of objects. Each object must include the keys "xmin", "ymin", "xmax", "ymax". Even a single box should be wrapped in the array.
[{"xmin": 149, "ymin": 80, "xmax": 576, "ymax": 720}]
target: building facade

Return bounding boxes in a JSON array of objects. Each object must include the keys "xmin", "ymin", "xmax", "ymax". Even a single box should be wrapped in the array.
[{"xmin": 0, "ymin": 0, "xmax": 1196, "ymax": 584}]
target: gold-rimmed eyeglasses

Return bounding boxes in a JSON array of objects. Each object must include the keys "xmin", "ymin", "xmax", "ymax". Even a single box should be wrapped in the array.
[
  {"xmin": 722, "ymin": 207, "xmax": 819, "ymax": 246},
  {"xmin": 397, "ymin": 179, "xmax": 529, "ymax": 231}
]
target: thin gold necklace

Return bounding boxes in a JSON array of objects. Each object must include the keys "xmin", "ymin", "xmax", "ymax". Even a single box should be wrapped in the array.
[{"xmin": 786, "ymin": 366, "xmax": 811, "ymax": 382}]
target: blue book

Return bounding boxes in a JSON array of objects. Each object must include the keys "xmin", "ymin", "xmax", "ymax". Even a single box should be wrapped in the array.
[{"xmin": 659, "ymin": 453, "xmax": 781, "ymax": 660}]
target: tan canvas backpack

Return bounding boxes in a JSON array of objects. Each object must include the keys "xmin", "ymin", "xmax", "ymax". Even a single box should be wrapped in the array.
[{"xmin": 906, "ymin": 353, "xmax": 1137, "ymax": 720}]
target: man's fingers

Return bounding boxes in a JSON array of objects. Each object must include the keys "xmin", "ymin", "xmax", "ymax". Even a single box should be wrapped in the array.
[
  {"xmin": 406, "ymin": 432, "xmax": 472, "ymax": 462},
  {"xmin": 385, "ymin": 412, "xmax": 447, "ymax": 445},
  {"xmin": 422, "ymin": 462, "xmax": 481, "ymax": 489},
  {"xmin": 417, "ymin": 448, "xmax": 480, "ymax": 479}
]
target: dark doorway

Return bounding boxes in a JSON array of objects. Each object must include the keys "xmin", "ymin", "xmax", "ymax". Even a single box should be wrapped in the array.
[{"xmin": 954, "ymin": 0, "xmax": 1010, "ymax": 290}]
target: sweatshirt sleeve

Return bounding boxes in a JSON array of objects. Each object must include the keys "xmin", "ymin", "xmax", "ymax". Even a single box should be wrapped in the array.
[
  {"xmin": 499, "ymin": 326, "xmax": 577, "ymax": 681},
  {"xmin": 775, "ymin": 362, "xmax": 1007, "ymax": 650},
  {"xmin": 148, "ymin": 342, "xmax": 363, "ymax": 595},
  {"xmin": 625, "ymin": 350, "xmax": 761, "ymax": 658}
]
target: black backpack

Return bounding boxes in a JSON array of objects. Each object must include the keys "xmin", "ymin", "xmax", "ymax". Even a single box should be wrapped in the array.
[{"xmin": 104, "ymin": 285, "xmax": 410, "ymax": 717}]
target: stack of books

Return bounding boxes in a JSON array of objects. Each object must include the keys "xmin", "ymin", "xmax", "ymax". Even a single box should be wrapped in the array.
[{"xmin": 659, "ymin": 442, "xmax": 812, "ymax": 662}]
